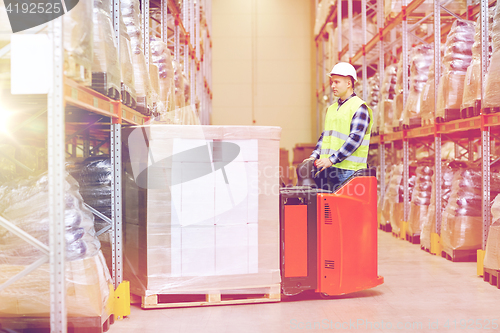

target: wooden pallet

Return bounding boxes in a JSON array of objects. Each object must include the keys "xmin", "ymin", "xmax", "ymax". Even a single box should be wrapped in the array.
[
  {"xmin": 379, "ymin": 223, "xmax": 392, "ymax": 233},
  {"xmin": 64, "ymin": 55, "xmax": 92, "ymax": 87},
  {"xmin": 441, "ymin": 248, "xmax": 477, "ymax": 262},
  {"xmin": 91, "ymin": 72, "xmax": 120, "ymax": 101},
  {"xmin": 460, "ymin": 100, "xmax": 481, "ymax": 119},
  {"xmin": 444, "ymin": 108, "xmax": 461, "ymax": 122},
  {"xmin": 140, "ymin": 285, "xmax": 281, "ymax": 309},
  {"xmin": 405, "ymin": 233, "xmax": 420, "ymax": 245},
  {"xmin": 483, "ymin": 267, "xmax": 500, "ymax": 289},
  {"xmin": 0, "ymin": 315, "xmax": 113, "ymax": 333},
  {"xmin": 121, "ymin": 83, "xmax": 137, "ymax": 109},
  {"xmin": 421, "ymin": 117, "xmax": 434, "ymax": 126},
  {"xmin": 483, "ymin": 107, "xmax": 500, "ymax": 114},
  {"xmin": 421, "ymin": 245, "xmax": 432, "ymax": 254}
]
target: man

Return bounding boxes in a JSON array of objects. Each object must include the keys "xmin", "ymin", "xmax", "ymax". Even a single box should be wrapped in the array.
[{"xmin": 305, "ymin": 62, "xmax": 373, "ymax": 191}]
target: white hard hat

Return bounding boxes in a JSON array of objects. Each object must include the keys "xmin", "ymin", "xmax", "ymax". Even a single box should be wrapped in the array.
[{"xmin": 328, "ymin": 62, "xmax": 357, "ymax": 82}]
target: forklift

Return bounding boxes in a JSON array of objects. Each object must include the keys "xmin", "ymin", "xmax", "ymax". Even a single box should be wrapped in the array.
[{"xmin": 279, "ymin": 160, "xmax": 384, "ymax": 297}]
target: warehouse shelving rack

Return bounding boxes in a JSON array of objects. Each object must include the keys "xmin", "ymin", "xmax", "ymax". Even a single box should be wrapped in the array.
[
  {"xmin": 0, "ymin": 0, "xmax": 212, "ymax": 332},
  {"xmin": 314, "ymin": 0, "xmax": 496, "ymax": 266}
]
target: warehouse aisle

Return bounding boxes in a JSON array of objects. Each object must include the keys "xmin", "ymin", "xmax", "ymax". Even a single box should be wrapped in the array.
[{"xmin": 110, "ymin": 231, "xmax": 499, "ymax": 333}]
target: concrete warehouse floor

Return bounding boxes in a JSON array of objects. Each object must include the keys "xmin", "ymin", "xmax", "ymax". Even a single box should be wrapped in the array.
[{"xmin": 110, "ymin": 230, "xmax": 499, "ymax": 333}]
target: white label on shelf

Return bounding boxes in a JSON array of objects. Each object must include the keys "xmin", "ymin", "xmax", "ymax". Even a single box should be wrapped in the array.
[
  {"xmin": 11, "ymin": 34, "xmax": 51, "ymax": 94},
  {"xmin": 93, "ymin": 97, "xmax": 99, "ymax": 108}
]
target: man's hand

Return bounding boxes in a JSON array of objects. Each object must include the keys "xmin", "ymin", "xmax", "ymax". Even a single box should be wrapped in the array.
[
  {"xmin": 302, "ymin": 157, "xmax": 316, "ymax": 163},
  {"xmin": 314, "ymin": 158, "xmax": 333, "ymax": 172}
]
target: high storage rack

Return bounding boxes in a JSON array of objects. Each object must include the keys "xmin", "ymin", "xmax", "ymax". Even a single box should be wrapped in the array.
[
  {"xmin": 0, "ymin": 0, "xmax": 212, "ymax": 332},
  {"xmin": 315, "ymin": 0, "xmax": 496, "ymax": 263}
]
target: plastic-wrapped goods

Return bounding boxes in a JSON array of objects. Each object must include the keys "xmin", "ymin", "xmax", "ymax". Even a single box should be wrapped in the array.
[
  {"xmin": 441, "ymin": 168, "xmax": 500, "ymax": 251},
  {"xmin": 385, "ymin": 0, "xmax": 466, "ymax": 20},
  {"xmin": 483, "ymin": 1, "xmax": 500, "ymax": 108},
  {"xmin": 462, "ymin": 8, "xmax": 493, "ymax": 110},
  {"xmin": 173, "ymin": 60, "xmax": 186, "ymax": 109},
  {"xmin": 150, "ymin": 37, "xmax": 175, "ymax": 112},
  {"xmin": 484, "ymin": 194, "xmax": 500, "ymax": 270},
  {"xmin": 92, "ymin": 0, "xmax": 121, "ymax": 99},
  {"xmin": 377, "ymin": 165, "xmax": 393, "ymax": 227},
  {"xmin": 420, "ymin": 46, "xmax": 445, "ymax": 125},
  {"xmin": 421, "ymin": 162, "xmax": 457, "ymax": 250},
  {"xmin": 0, "ymin": 145, "xmax": 18, "ymax": 184},
  {"xmin": 379, "ymin": 65, "xmax": 398, "ymax": 133},
  {"xmin": 63, "ymin": 0, "xmax": 94, "ymax": 86},
  {"xmin": 0, "ymin": 252, "xmax": 112, "ymax": 318},
  {"xmin": 0, "ymin": 0, "xmax": 93, "ymax": 85},
  {"xmin": 332, "ymin": 17, "xmax": 378, "ymax": 66},
  {"xmin": 408, "ymin": 163, "xmax": 433, "ymax": 236},
  {"xmin": 0, "ymin": 173, "xmax": 101, "ymax": 265},
  {"xmin": 120, "ymin": 10, "xmax": 137, "ymax": 107},
  {"xmin": 392, "ymin": 54, "xmax": 405, "ymax": 129},
  {"xmin": 121, "ymin": 0, "xmax": 153, "ymax": 114},
  {"xmin": 71, "ymin": 157, "xmax": 113, "ymax": 236},
  {"xmin": 402, "ymin": 45, "xmax": 433, "ymax": 127},
  {"xmin": 325, "ymin": 23, "xmax": 335, "ymax": 72},
  {"xmin": 381, "ymin": 164, "xmax": 403, "ymax": 233},
  {"xmin": 314, "ymin": 0, "xmax": 336, "ymax": 36},
  {"xmin": 367, "ymin": 74, "xmax": 380, "ymax": 109},
  {"xmin": 436, "ymin": 20, "xmax": 475, "ymax": 120},
  {"xmin": 122, "ymin": 125, "xmax": 281, "ymax": 296}
]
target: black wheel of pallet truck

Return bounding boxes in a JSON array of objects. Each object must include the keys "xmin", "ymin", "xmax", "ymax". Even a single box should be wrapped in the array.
[{"xmin": 320, "ymin": 292, "xmax": 335, "ymax": 299}]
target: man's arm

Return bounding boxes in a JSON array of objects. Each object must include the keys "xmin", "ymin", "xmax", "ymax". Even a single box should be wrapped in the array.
[
  {"xmin": 329, "ymin": 104, "xmax": 370, "ymax": 164},
  {"xmin": 309, "ymin": 131, "xmax": 324, "ymax": 160}
]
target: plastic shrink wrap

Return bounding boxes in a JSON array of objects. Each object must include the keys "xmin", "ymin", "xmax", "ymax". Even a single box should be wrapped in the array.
[
  {"xmin": 120, "ymin": 9, "xmax": 137, "ymax": 106},
  {"xmin": 150, "ymin": 37, "xmax": 175, "ymax": 112},
  {"xmin": 0, "ymin": 145, "xmax": 17, "ymax": 183},
  {"xmin": 402, "ymin": 45, "xmax": 433, "ymax": 127},
  {"xmin": 420, "ymin": 45, "xmax": 445, "ymax": 125},
  {"xmin": 462, "ymin": 8, "xmax": 493, "ymax": 110},
  {"xmin": 70, "ymin": 158, "xmax": 113, "ymax": 236},
  {"xmin": 0, "ymin": 173, "xmax": 101, "ymax": 264},
  {"xmin": 385, "ymin": 0, "xmax": 466, "ymax": 19},
  {"xmin": 121, "ymin": 125, "xmax": 281, "ymax": 296},
  {"xmin": 92, "ymin": 0, "xmax": 121, "ymax": 98},
  {"xmin": 0, "ymin": 173, "xmax": 112, "ymax": 318},
  {"xmin": 436, "ymin": 20, "xmax": 474, "ymax": 120},
  {"xmin": 314, "ymin": 0, "xmax": 336, "ymax": 36},
  {"xmin": 381, "ymin": 164, "xmax": 403, "ymax": 233},
  {"xmin": 421, "ymin": 161, "xmax": 457, "ymax": 250},
  {"xmin": 122, "ymin": 0, "xmax": 153, "ymax": 114},
  {"xmin": 324, "ymin": 23, "xmax": 335, "ymax": 73},
  {"xmin": 0, "ymin": 0, "xmax": 93, "ymax": 86},
  {"xmin": 408, "ymin": 162, "xmax": 433, "ymax": 236},
  {"xmin": 441, "ymin": 167, "xmax": 500, "ymax": 251},
  {"xmin": 368, "ymin": 74, "xmax": 380, "ymax": 132},
  {"xmin": 484, "ymin": 194, "xmax": 500, "ymax": 270},
  {"xmin": 332, "ymin": 17, "xmax": 378, "ymax": 66},
  {"xmin": 64, "ymin": 0, "xmax": 94, "ymax": 85},
  {"xmin": 392, "ymin": 54, "xmax": 405, "ymax": 129},
  {"xmin": 483, "ymin": 1, "xmax": 500, "ymax": 108},
  {"xmin": 173, "ymin": 60, "xmax": 186, "ymax": 109},
  {"xmin": 377, "ymin": 165, "xmax": 393, "ymax": 227},
  {"xmin": 379, "ymin": 64, "xmax": 398, "ymax": 133}
]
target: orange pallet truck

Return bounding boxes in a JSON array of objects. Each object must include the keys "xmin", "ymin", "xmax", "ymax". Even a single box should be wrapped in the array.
[{"xmin": 280, "ymin": 162, "xmax": 384, "ymax": 297}]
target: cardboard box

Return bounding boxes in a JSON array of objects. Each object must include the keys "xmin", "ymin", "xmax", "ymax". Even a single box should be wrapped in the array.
[{"xmin": 122, "ymin": 125, "xmax": 281, "ymax": 295}]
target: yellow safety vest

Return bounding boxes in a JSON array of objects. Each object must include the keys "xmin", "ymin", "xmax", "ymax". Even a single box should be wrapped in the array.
[{"xmin": 320, "ymin": 96, "xmax": 373, "ymax": 171}]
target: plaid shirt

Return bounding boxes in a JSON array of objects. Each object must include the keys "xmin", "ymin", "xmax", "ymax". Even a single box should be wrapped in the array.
[{"xmin": 311, "ymin": 93, "xmax": 371, "ymax": 165}]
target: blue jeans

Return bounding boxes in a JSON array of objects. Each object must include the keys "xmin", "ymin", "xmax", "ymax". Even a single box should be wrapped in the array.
[{"xmin": 315, "ymin": 167, "xmax": 355, "ymax": 192}]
